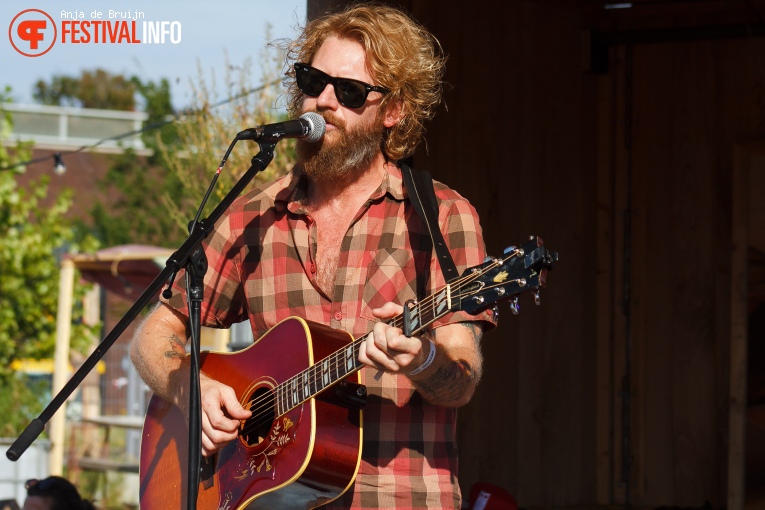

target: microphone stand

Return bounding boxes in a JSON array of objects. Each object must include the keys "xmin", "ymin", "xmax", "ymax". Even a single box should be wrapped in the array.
[{"xmin": 6, "ymin": 139, "xmax": 277, "ymax": 510}]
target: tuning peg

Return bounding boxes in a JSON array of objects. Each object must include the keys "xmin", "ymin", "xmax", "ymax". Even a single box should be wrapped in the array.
[
  {"xmin": 509, "ymin": 296, "xmax": 520, "ymax": 315},
  {"xmin": 503, "ymin": 245, "xmax": 516, "ymax": 255},
  {"xmin": 534, "ymin": 290, "xmax": 541, "ymax": 305}
]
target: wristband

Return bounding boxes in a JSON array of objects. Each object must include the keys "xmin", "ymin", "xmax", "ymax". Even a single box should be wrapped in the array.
[{"xmin": 408, "ymin": 338, "xmax": 436, "ymax": 376}]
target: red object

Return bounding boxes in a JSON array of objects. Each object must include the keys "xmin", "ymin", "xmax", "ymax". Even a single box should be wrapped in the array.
[
  {"xmin": 139, "ymin": 317, "xmax": 363, "ymax": 509},
  {"xmin": 469, "ymin": 482, "xmax": 517, "ymax": 510}
]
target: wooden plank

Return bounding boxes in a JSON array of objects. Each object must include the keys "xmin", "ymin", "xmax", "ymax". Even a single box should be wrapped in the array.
[
  {"xmin": 729, "ymin": 144, "xmax": 750, "ymax": 510},
  {"xmin": 609, "ymin": 43, "xmax": 629, "ymax": 506},
  {"xmin": 82, "ymin": 415, "xmax": 144, "ymax": 430},
  {"xmin": 79, "ymin": 457, "xmax": 139, "ymax": 474},
  {"xmin": 595, "ymin": 48, "xmax": 617, "ymax": 505}
]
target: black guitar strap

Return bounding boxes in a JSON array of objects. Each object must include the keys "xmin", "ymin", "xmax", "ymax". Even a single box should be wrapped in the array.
[{"xmin": 401, "ymin": 163, "xmax": 459, "ymax": 284}]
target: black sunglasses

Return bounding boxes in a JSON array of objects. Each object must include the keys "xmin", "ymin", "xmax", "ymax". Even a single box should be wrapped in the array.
[{"xmin": 294, "ymin": 63, "xmax": 389, "ymax": 109}]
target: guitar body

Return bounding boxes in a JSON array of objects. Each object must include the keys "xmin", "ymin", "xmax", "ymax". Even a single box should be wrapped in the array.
[{"xmin": 139, "ymin": 317, "xmax": 363, "ymax": 510}]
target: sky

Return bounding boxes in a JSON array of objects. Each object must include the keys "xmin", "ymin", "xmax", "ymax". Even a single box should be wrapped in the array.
[{"xmin": 0, "ymin": 1, "xmax": 307, "ymax": 109}]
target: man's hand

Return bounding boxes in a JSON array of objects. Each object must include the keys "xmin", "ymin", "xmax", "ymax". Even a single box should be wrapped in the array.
[
  {"xmin": 358, "ymin": 302, "xmax": 485, "ymax": 407},
  {"xmin": 193, "ymin": 375, "xmax": 252, "ymax": 456},
  {"xmin": 358, "ymin": 302, "xmax": 429, "ymax": 374}
]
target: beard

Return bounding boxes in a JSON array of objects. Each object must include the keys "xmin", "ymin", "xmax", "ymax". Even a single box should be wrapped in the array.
[{"xmin": 296, "ymin": 110, "xmax": 385, "ymax": 186}]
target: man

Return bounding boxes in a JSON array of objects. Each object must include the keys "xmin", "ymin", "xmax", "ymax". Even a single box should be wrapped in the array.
[{"xmin": 131, "ymin": 3, "xmax": 496, "ymax": 509}]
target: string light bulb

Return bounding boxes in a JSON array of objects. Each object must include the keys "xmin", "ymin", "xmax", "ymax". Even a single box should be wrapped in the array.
[{"xmin": 53, "ymin": 153, "xmax": 66, "ymax": 175}]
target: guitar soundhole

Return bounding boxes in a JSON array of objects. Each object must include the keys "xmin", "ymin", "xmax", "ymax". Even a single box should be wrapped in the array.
[{"xmin": 240, "ymin": 387, "xmax": 276, "ymax": 448}]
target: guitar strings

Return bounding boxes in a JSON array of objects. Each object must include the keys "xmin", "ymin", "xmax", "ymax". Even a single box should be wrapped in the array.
[
  {"xmin": 238, "ymin": 254, "xmax": 512, "ymax": 436},
  {"xmin": 237, "ymin": 252, "xmax": 518, "ymax": 437},
  {"xmin": 237, "ymin": 254, "xmax": 508, "ymax": 437}
]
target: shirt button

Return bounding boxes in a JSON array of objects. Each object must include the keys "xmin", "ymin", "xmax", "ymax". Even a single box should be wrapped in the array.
[
  {"xmin": 310, "ymin": 263, "xmax": 316, "ymax": 274},
  {"xmin": 334, "ymin": 312, "xmax": 342, "ymax": 320}
]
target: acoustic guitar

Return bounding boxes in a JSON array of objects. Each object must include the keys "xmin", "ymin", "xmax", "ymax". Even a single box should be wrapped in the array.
[{"xmin": 139, "ymin": 236, "xmax": 557, "ymax": 509}]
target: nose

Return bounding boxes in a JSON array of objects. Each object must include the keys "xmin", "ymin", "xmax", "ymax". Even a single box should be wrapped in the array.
[{"xmin": 316, "ymin": 82, "xmax": 339, "ymax": 110}]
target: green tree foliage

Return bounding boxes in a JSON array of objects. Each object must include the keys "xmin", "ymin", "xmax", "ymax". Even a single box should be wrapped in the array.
[
  {"xmin": 32, "ymin": 69, "xmax": 176, "ymax": 148},
  {"xmin": 132, "ymin": 76, "xmax": 180, "ymax": 155},
  {"xmin": 156, "ymin": 46, "xmax": 295, "ymax": 239},
  {"xmin": 35, "ymin": 35, "xmax": 295, "ymax": 253},
  {"xmin": 89, "ymin": 148, "xmax": 184, "ymax": 247},
  {"xmin": 32, "ymin": 68, "xmax": 179, "ymax": 246},
  {"xmin": 31, "ymin": 75, "xmax": 80, "ymax": 107},
  {"xmin": 0, "ymin": 373, "xmax": 48, "ymax": 437},
  {"xmin": 0, "ymin": 94, "xmax": 100, "ymax": 435},
  {"xmin": 85, "ymin": 73, "xmax": 183, "ymax": 247},
  {"xmin": 34, "ymin": 69, "xmax": 137, "ymax": 111},
  {"xmin": 91, "ymin": 38, "xmax": 294, "ymax": 248}
]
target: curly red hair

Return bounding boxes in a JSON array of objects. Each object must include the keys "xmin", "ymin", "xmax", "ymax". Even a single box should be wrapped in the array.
[{"xmin": 283, "ymin": 3, "xmax": 446, "ymax": 161}]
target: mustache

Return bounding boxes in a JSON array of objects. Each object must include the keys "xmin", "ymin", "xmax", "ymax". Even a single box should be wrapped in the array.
[{"xmin": 307, "ymin": 109, "xmax": 346, "ymax": 131}]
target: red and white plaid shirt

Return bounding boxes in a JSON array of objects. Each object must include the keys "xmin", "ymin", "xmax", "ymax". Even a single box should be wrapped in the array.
[{"xmin": 163, "ymin": 165, "xmax": 496, "ymax": 509}]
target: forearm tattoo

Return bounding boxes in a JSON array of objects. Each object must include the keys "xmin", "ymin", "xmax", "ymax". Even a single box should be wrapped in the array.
[
  {"xmin": 163, "ymin": 332, "xmax": 187, "ymax": 360},
  {"xmin": 413, "ymin": 322, "xmax": 484, "ymax": 405}
]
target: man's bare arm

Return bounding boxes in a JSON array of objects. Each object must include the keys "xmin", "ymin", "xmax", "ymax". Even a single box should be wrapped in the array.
[
  {"xmin": 130, "ymin": 303, "xmax": 191, "ymax": 407},
  {"xmin": 409, "ymin": 322, "xmax": 484, "ymax": 407},
  {"xmin": 130, "ymin": 302, "xmax": 252, "ymax": 455}
]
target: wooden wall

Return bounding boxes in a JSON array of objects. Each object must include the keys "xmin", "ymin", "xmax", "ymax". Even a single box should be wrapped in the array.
[
  {"xmin": 305, "ymin": 0, "xmax": 765, "ymax": 508},
  {"xmin": 593, "ymin": 22, "xmax": 765, "ymax": 509},
  {"xmin": 404, "ymin": 2, "xmax": 599, "ymax": 506}
]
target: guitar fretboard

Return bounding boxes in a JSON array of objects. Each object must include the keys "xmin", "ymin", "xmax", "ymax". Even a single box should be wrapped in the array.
[
  {"xmin": 274, "ymin": 284, "xmax": 454, "ymax": 416},
  {"xmin": 271, "ymin": 240, "xmax": 539, "ymax": 417}
]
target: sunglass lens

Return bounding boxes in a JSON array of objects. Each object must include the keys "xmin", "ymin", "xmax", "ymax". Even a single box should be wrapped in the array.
[
  {"xmin": 335, "ymin": 81, "xmax": 366, "ymax": 108},
  {"xmin": 298, "ymin": 67, "xmax": 327, "ymax": 97}
]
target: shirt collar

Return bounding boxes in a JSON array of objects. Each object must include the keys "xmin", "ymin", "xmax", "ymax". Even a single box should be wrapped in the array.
[
  {"xmin": 277, "ymin": 164, "xmax": 406, "ymax": 215},
  {"xmin": 382, "ymin": 164, "xmax": 406, "ymax": 202}
]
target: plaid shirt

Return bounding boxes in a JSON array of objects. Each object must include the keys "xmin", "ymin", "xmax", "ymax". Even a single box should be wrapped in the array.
[{"xmin": 163, "ymin": 165, "xmax": 496, "ymax": 509}]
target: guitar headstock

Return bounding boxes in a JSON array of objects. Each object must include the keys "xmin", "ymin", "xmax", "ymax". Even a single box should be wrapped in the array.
[{"xmin": 454, "ymin": 236, "xmax": 558, "ymax": 315}]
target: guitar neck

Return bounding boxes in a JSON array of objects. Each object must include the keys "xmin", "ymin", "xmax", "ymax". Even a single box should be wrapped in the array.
[
  {"xmin": 274, "ymin": 284, "xmax": 454, "ymax": 416},
  {"xmin": 273, "ymin": 239, "xmax": 549, "ymax": 417}
]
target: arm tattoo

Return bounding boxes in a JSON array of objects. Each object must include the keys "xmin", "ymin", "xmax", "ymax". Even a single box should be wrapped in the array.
[
  {"xmin": 415, "ymin": 362, "xmax": 475, "ymax": 404},
  {"xmin": 163, "ymin": 332, "xmax": 187, "ymax": 360},
  {"xmin": 413, "ymin": 322, "xmax": 484, "ymax": 405}
]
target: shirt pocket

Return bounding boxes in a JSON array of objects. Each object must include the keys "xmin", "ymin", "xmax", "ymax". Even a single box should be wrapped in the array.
[{"xmin": 360, "ymin": 247, "xmax": 420, "ymax": 320}]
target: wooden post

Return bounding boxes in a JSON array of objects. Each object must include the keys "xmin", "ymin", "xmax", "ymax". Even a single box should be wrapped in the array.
[{"xmin": 50, "ymin": 258, "xmax": 75, "ymax": 475}]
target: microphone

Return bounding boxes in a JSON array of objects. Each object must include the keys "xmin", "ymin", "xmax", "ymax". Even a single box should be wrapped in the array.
[{"xmin": 237, "ymin": 112, "xmax": 326, "ymax": 143}]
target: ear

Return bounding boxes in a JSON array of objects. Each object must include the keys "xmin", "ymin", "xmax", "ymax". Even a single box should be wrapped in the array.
[{"xmin": 382, "ymin": 98, "xmax": 404, "ymax": 128}]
